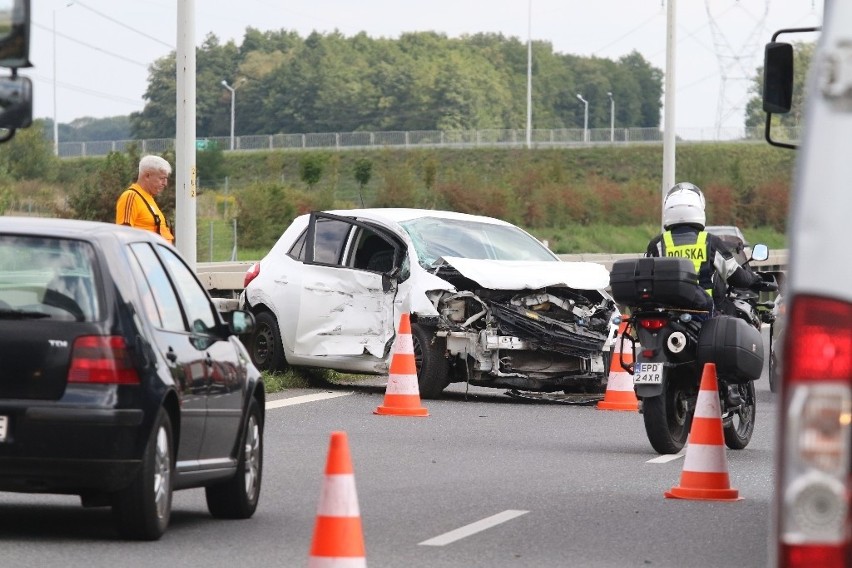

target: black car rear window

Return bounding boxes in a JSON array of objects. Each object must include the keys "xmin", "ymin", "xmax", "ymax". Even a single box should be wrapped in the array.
[{"xmin": 0, "ymin": 235, "xmax": 100, "ymax": 322}]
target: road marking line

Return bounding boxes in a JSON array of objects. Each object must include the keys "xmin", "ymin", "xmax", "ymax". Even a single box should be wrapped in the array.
[
  {"xmin": 647, "ymin": 453, "xmax": 686, "ymax": 464},
  {"xmin": 266, "ymin": 392, "xmax": 353, "ymax": 409},
  {"xmin": 418, "ymin": 510, "xmax": 529, "ymax": 547}
]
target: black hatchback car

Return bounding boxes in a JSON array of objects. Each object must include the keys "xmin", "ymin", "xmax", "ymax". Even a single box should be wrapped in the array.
[{"xmin": 0, "ymin": 217, "xmax": 264, "ymax": 540}]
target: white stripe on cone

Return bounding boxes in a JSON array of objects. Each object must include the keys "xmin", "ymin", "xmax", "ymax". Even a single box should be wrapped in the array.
[
  {"xmin": 606, "ymin": 372, "xmax": 634, "ymax": 392},
  {"xmin": 316, "ymin": 474, "xmax": 360, "ymax": 517},
  {"xmin": 385, "ymin": 373, "xmax": 421, "ymax": 395},
  {"xmin": 681, "ymin": 443, "xmax": 730, "ymax": 474},
  {"xmin": 693, "ymin": 384, "xmax": 722, "ymax": 418},
  {"xmin": 309, "ymin": 558, "xmax": 366, "ymax": 568},
  {"xmin": 394, "ymin": 334, "xmax": 414, "ymax": 354}
]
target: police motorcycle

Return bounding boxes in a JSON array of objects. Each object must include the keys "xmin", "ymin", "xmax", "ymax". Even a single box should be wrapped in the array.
[{"xmin": 609, "ymin": 244, "xmax": 777, "ymax": 455}]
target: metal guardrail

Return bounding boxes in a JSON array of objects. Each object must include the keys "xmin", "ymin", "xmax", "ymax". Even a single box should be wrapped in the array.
[{"xmin": 196, "ymin": 250, "xmax": 789, "ymax": 295}]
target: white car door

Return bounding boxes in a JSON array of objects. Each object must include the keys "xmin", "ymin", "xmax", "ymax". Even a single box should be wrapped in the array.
[{"xmin": 292, "ymin": 213, "xmax": 400, "ymax": 359}]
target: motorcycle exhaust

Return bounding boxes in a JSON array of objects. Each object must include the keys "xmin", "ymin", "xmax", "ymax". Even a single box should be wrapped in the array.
[{"xmin": 666, "ymin": 331, "xmax": 687, "ymax": 354}]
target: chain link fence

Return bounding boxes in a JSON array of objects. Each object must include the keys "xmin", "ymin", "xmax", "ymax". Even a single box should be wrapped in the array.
[{"xmin": 56, "ymin": 126, "xmax": 787, "ymax": 158}]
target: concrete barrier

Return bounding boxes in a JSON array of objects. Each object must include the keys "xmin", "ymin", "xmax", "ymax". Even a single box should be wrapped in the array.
[{"xmin": 196, "ymin": 251, "xmax": 789, "ymax": 294}]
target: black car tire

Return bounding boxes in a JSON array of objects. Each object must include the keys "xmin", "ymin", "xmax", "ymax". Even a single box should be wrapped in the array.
[
  {"xmin": 412, "ymin": 323, "xmax": 449, "ymax": 399},
  {"xmin": 206, "ymin": 397, "xmax": 264, "ymax": 519},
  {"xmin": 112, "ymin": 408, "xmax": 173, "ymax": 541},
  {"xmin": 250, "ymin": 311, "xmax": 288, "ymax": 372}
]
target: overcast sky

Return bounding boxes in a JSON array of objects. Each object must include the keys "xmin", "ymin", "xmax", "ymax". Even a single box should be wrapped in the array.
[{"xmin": 28, "ymin": 0, "xmax": 823, "ymax": 138}]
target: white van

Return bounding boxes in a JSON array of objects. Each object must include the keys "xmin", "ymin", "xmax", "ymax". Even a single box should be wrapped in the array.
[{"xmin": 763, "ymin": 3, "xmax": 852, "ymax": 566}]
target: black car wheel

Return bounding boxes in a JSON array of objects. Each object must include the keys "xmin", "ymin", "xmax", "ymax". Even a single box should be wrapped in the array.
[
  {"xmin": 412, "ymin": 323, "xmax": 449, "ymax": 399},
  {"xmin": 112, "ymin": 408, "xmax": 173, "ymax": 541},
  {"xmin": 206, "ymin": 397, "xmax": 263, "ymax": 518},
  {"xmin": 250, "ymin": 311, "xmax": 287, "ymax": 372}
]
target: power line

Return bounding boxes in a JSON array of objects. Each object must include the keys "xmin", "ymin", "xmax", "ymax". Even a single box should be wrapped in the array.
[
  {"xmin": 33, "ymin": 21, "xmax": 151, "ymax": 68},
  {"xmin": 73, "ymin": 1, "xmax": 174, "ymax": 49}
]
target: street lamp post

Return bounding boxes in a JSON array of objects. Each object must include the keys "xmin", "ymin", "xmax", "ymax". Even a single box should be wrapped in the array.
[
  {"xmin": 53, "ymin": 2, "xmax": 74, "ymax": 156},
  {"xmin": 607, "ymin": 91, "xmax": 615, "ymax": 143},
  {"xmin": 221, "ymin": 80, "xmax": 235, "ymax": 151},
  {"xmin": 576, "ymin": 94, "xmax": 588, "ymax": 143}
]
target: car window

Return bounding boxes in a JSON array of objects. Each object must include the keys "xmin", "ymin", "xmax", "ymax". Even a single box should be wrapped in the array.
[
  {"xmin": 312, "ymin": 218, "xmax": 352, "ymax": 265},
  {"xmin": 0, "ymin": 235, "xmax": 100, "ymax": 322},
  {"xmin": 128, "ymin": 243, "xmax": 185, "ymax": 332},
  {"xmin": 400, "ymin": 217, "xmax": 557, "ymax": 265},
  {"xmin": 156, "ymin": 245, "xmax": 218, "ymax": 334},
  {"xmin": 126, "ymin": 244, "xmax": 163, "ymax": 327},
  {"xmin": 288, "ymin": 230, "xmax": 307, "ymax": 261}
]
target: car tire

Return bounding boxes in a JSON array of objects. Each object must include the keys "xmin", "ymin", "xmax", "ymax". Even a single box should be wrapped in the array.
[
  {"xmin": 412, "ymin": 323, "xmax": 449, "ymax": 399},
  {"xmin": 206, "ymin": 397, "xmax": 263, "ymax": 519},
  {"xmin": 250, "ymin": 311, "xmax": 288, "ymax": 372},
  {"xmin": 112, "ymin": 408, "xmax": 173, "ymax": 541}
]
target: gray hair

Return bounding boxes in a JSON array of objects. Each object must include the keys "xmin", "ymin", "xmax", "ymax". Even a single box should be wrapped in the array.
[{"xmin": 138, "ymin": 155, "xmax": 172, "ymax": 177}]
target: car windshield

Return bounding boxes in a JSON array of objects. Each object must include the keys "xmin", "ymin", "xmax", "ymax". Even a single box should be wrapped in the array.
[
  {"xmin": 0, "ymin": 235, "xmax": 100, "ymax": 322},
  {"xmin": 400, "ymin": 216, "xmax": 557, "ymax": 266}
]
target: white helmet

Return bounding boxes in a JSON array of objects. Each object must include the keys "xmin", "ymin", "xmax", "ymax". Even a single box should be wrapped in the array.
[{"xmin": 663, "ymin": 182, "xmax": 706, "ymax": 229}]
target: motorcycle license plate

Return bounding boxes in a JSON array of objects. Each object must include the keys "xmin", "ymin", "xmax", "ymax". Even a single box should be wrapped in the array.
[{"xmin": 634, "ymin": 362, "xmax": 663, "ymax": 385}]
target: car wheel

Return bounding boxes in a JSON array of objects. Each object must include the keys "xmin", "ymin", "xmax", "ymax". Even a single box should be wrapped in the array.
[
  {"xmin": 206, "ymin": 397, "xmax": 263, "ymax": 519},
  {"xmin": 412, "ymin": 323, "xmax": 449, "ymax": 399},
  {"xmin": 250, "ymin": 311, "xmax": 288, "ymax": 372},
  {"xmin": 112, "ymin": 408, "xmax": 173, "ymax": 541}
]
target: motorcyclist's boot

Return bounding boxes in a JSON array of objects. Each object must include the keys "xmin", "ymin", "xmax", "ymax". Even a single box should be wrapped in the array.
[{"xmin": 726, "ymin": 384, "xmax": 743, "ymax": 407}]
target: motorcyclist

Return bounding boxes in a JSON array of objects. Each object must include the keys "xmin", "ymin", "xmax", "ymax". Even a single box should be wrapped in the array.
[
  {"xmin": 647, "ymin": 182, "xmax": 768, "ymax": 406},
  {"xmin": 646, "ymin": 182, "xmax": 765, "ymax": 315}
]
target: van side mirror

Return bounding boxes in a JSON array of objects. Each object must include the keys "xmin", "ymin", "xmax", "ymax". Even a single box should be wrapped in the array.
[
  {"xmin": 763, "ymin": 42, "xmax": 793, "ymax": 114},
  {"xmin": 0, "ymin": 0, "xmax": 30, "ymax": 69}
]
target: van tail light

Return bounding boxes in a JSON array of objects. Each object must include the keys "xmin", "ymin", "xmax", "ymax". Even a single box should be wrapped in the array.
[
  {"xmin": 68, "ymin": 336, "xmax": 140, "ymax": 385},
  {"xmin": 244, "ymin": 262, "xmax": 260, "ymax": 288},
  {"xmin": 638, "ymin": 317, "xmax": 668, "ymax": 331},
  {"xmin": 777, "ymin": 295, "xmax": 852, "ymax": 568}
]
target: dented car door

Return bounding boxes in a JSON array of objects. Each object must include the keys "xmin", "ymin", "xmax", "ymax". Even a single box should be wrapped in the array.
[{"xmin": 293, "ymin": 213, "xmax": 398, "ymax": 358}]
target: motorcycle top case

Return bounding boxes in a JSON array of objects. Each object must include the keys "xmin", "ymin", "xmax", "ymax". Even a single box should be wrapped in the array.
[
  {"xmin": 609, "ymin": 257, "xmax": 702, "ymax": 308},
  {"xmin": 697, "ymin": 315, "xmax": 764, "ymax": 383}
]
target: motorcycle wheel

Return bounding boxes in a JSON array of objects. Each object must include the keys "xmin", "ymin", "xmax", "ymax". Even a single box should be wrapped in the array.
[
  {"xmin": 642, "ymin": 379, "xmax": 694, "ymax": 455},
  {"xmin": 723, "ymin": 381, "xmax": 756, "ymax": 450}
]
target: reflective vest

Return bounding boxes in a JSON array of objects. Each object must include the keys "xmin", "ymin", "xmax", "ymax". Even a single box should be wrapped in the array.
[{"xmin": 662, "ymin": 230, "xmax": 712, "ymax": 297}]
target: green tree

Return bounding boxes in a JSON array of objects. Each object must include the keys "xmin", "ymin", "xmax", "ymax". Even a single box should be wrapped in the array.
[
  {"xmin": 68, "ymin": 149, "xmax": 138, "ymax": 222},
  {"xmin": 0, "ymin": 119, "xmax": 58, "ymax": 181},
  {"xmin": 300, "ymin": 153, "xmax": 325, "ymax": 189}
]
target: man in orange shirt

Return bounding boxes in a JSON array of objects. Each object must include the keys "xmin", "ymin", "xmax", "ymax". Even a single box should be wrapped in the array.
[{"xmin": 115, "ymin": 155, "xmax": 175, "ymax": 244}]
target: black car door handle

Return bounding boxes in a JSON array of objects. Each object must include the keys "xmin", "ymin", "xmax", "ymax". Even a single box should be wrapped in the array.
[{"xmin": 166, "ymin": 347, "xmax": 178, "ymax": 362}]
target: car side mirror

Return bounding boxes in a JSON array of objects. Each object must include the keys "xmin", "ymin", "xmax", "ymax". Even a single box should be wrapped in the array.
[
  {"xmin": 228, "ymin": 309, "xmax": 256, "ymax": 335},
  {"xmin": 0, "ymin": 0, "xmax": 31, "ymax": 70},
  {"xmin": 751, "ymin": 243, "xmax": 769, "ymax": 262}
]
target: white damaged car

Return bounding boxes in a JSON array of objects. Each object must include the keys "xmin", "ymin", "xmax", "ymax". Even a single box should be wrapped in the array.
[{"xmin": 240, "ymin": 209, "xmax": 619, "ymax": 398}]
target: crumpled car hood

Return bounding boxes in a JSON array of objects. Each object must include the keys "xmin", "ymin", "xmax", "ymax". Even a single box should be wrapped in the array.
[{"xmin": 438, "ymin": 256, "xmax": 610, "ymax": 291}]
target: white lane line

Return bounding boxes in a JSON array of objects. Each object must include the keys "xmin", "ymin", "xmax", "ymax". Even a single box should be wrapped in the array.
[
  {"xmin": 419, "ymin": 510, "xmax": 529, "ymax": 547},
  {"xmin": 266, "ymin": 392, "xmax": 353, "ymax": 409},
  {"xmin": 647, "ymin": 452, "xmax": 685, "ymax": 464}
]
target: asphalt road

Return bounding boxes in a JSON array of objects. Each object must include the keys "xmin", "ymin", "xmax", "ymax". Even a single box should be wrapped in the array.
[{"xmin": 0, "ymin": 333, "xmax": 778, "ymax": 568}]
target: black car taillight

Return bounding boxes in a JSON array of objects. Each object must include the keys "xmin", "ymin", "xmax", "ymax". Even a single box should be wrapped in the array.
[
  {"xmin": 68, "ymin": 336, "xmax": 141, "ymax": 385},
  {"xmin": 778, "ymin": 295, "xmax": 852, "ymax": 568},
  {"xmin": 244, "ymin": 262, "xmax": 260, "ymax": 288}
]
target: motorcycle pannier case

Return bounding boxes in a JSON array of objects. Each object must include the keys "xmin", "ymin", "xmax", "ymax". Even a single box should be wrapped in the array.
[
  {"xmin": 609, "ymin": 257, "xmax": 701, "ymax": 308},
  {"xmin": 697, "ymin": 315, "xmax": 764, "ymax": 383}
]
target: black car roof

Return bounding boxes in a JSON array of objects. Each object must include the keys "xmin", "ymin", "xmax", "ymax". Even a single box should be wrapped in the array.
[{"xmin": 0, "ymin": 217, "xmax": 164, "ymax": 245}]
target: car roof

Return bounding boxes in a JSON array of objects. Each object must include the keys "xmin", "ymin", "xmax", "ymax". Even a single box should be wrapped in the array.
[
  {"xmin": 0, "ymin": 216, "xmax": 165, "ymax": 244},
  {"xmin": 323, "ymin": 208, "xmax": 515, "ymax": 227}
]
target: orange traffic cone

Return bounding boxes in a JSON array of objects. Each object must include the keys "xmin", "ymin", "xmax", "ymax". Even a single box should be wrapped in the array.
[
  {"xmin": 665, "ymin": 363, "xmax": 741, "ymax": 501},
  {"xmin": 308, "ymin": 431, "xmax": 367, "ymax": 567},
  {"xmin": 597, "ymin": 318, "xmax": 639, "ymax": 411},
  {"xmin": 374, "ymin": 313, "xmax": 429, "ymax": 417}
]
